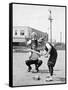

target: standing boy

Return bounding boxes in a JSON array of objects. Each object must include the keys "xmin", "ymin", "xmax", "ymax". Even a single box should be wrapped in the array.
[
  {"xmin": 39, "ymin": 36, "xmax": 57, "ymax": 81},
  {"xmin": 44, "ymin": 42, "xmax": 57, "ymax": 81}
]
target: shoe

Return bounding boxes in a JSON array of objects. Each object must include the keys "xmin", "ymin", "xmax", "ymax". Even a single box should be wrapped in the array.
[
  {"xmin": 27, "ymin": 67, "xmax": 32, "ymax": 72},
  {"xmin": 36, "ymin": 69, "xmax": 39, "ymax": 72},
  {"xmin": 36, "ymin": 67, "xmax": 39, "ymax": 72},
  {"xmin": 46, "ymin": 76, "xmax": 53, "ymax": 81},
  {"xmin": 46, "ymin": 74, "xmax": 51, "ymax": 78}
]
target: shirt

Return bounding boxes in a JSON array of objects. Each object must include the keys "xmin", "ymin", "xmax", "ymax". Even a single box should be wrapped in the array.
[
  {"xmin": 29, "ymin": 50, "xmax": 40, "ymax": 60},
  {"xmin": 45, "ymin": 42, "xmax": 57, "ymax": 56}
]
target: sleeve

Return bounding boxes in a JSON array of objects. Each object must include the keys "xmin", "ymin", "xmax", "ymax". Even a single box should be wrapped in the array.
[
  {"xmin": 46, "ymin": 43, "xmax": 51, "ymax": 50},
  {"xmin": 28, "ymin": 52, "xmax": 31, "ymax": 57}
]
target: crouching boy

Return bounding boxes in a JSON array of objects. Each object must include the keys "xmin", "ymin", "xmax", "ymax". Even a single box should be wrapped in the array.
[{"xmin": 25, "ymin": 32, "xmax": 42, "ymax": 72}]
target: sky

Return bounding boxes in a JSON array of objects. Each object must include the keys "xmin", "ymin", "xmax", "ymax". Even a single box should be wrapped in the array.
[{"xmin": 13, "ymin": 4, "xmax": 65, "ymax": 43}]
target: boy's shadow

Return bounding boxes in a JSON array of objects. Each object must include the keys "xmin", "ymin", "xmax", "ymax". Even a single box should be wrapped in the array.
[
  {"xmin": 32, "ymin": 69, "xmax": 60, "ymax": 74},
  {"xmin": 32, "ymin": 69, "xmax": 49, "ymax": 74}
]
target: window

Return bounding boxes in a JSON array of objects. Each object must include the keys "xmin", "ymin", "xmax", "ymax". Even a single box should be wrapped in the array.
[
  {"xmin": 15, "ymin": 30, "xmax": 17, "ymax": 35},
  {"xmin": 20, "ymin": 30, "xmax": 24, "ymax": 36}
]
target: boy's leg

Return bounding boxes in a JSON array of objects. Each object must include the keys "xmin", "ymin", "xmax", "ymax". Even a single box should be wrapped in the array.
[
  {"xmin": 37, "ymin": 60, "xmax": 42, "ymax": 68},
  {"xmin": 48, "ymin": 61, "xmax": 54, "ymax": 76},
  {"xmin": 35, "ymin": 60, "xmax": 43, "ymax": 72},
  {"xmin": 25, "ymin": 60, "xmax": 32, "ymax": 72},
  {"xmin": 46, "ymin": 51, "xmax": 57, "ymax": 81},
  {"xmin": 47, "ymin": 53, "xmax": 57, "ymax": 77},
  {"xmin": 46, "ymin": 61, "xmax": 54, "ymax": 81},
  {"xmin": 46, "ymin": 56, "xmax": 57, "ymax": 81}
]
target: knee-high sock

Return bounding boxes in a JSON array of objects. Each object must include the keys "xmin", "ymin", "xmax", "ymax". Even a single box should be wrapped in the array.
[{"xmin": 48, "ymin": 66, "xmax": 53, "ymax": 76}]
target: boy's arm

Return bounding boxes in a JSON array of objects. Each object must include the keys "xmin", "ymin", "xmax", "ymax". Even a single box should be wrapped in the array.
[
  {"xmin": 45, "ymin": 43, "xmax": 51, "ymax": 56},
  {"xmin": 29, "ymin": 49, "xmax": 41, "ymax": 56},
  {"xmin": 46, "ymin": 49, "xmax": 51, "ymax": 56},
  {"xmin": 23, "ymin": 48, "xmax": 41, "ymax": 56}
]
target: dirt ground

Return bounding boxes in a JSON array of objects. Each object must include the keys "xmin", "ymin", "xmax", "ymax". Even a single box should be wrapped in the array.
[{"xmin": 13, "ymin": 50, "xmax": 66, "ymax": 86}]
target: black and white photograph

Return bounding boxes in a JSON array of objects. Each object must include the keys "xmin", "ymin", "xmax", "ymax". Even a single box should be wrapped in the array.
[{"xmin": 9, "ymin": 3, "xmax": 66, "ymax": 87}]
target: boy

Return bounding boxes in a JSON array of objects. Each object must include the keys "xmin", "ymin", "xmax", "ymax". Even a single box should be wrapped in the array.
[
  {"xmin": 44, "ymin": 42, "xmax": 57, "ymax": 81},
  {"xmin": 25, "ymin": 32, "xmax": 42, "ymax": 72}
]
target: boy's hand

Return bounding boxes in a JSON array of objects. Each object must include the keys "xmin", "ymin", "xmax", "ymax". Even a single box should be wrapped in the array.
[{"xmin": 44, "ymin": 53, "xmax": 50, "ymax": 58}]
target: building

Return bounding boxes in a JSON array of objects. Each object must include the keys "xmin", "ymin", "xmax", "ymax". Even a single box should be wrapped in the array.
[
  {"xmin": 13, "ymin": 26, "xmax": 31, "ymax": 42},
  {"xmin": 13, "ymin": 26, "xmax": 48, "ymax": 46}
]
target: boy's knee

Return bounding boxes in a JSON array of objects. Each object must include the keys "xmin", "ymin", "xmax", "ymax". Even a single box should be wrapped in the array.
[
  {"xmin": 40, "ymin": 60, "xmax": 43, "ymax": 64},
  {"xmin": 38, "ymin": 60, "xmax": 43, "ymax": 65},
  {"xmin": 25, "ymin": 60, "xmax": 29, "ymax": 65},
  {"xmin": 47, "ymin": 61, "xmax": 54, "ymax": 67}
]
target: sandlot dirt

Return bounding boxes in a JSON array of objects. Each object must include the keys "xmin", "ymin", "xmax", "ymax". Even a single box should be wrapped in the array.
[{"xmin": 13, "ymin": 50, "xmax": 66, "ymax": 86}]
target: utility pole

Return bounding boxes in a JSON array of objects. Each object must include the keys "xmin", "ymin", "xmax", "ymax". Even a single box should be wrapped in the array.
[{"xmin": 48, "ymin": 10, "xmax": 53, "ymax": 43}]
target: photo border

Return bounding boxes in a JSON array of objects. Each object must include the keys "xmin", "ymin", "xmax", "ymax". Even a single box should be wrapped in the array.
[{"xmin": 9, "ymin": 2, "xmax": 67, "ymax": 87}]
